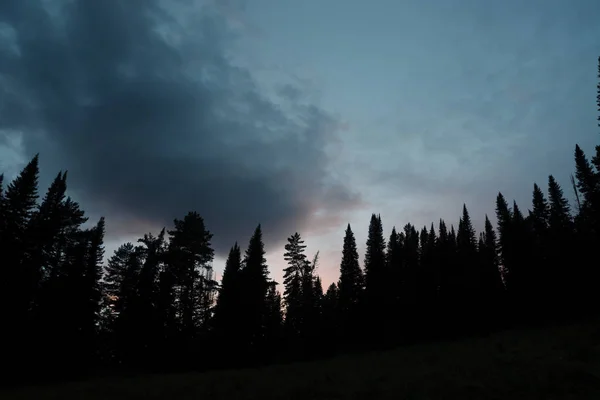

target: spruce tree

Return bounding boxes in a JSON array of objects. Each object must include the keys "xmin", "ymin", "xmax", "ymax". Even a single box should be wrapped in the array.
[
  {"xmin": 364, "ymin": 214, "xmax": 387, "ymax": 311},
  {"xmin": 547, "ymin": 175, "xmax": 576, "ymax": 311},
  {"xmin": 386, "ymin": 227, "xmax": 403, "ymax": 310},
  {"xmin": 574, "ymin": 145, "xmax": 597, "ymax": 207},
  {"xmin": 479, "ymin": 216, "xmax": 504, "ymax": 301},
  {"xmin": 529, "ymin": 184, "xmax": 550, "ymax": 300},
  {"xmin": 402, "ymin": 223, "xmax": 420, "ymax": 308},
  {"xmin": 213, "ymin": 243, "xmax": 242, "ymax": 340},
  {"xmin": 531, "ymin": 183, "xmax": 550, "ymax": 234},
  {"xmin": 81, "ymin": 217, "xmax": 105, "ymax": 360},
  {"xmin": 239, "ymin": 225, "xmax": 270, "ymax": 352},
  {"xmin": 1, "ymin": 155, "xmax": 40, "ymax": 324},
  {"xmin": 313, "ymin": 276, "xmax": 324, "ymax": 322},
  {"xmin": 364, "ymin": 214, "xmax": 390, "ymax": 330},
  {"xmin": 419, "ymin": 223, "xmax": 438, "ymax": 305},
  {"xmin": 495, "ymin": 193, "xmax": 514, "ymax": 292},
  {"xmin": 455, "ymin": 205, "xmax": 478, "ymax": 325},
  {"xmin": 337, "ymin": 224, "xmax": 363, "ymax": 328},
  {"xmin": 548, "ymin": 176, "xmax": 572, "ymax": 231}
]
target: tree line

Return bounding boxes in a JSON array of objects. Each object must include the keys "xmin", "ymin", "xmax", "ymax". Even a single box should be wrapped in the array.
[{"xmin": 1, "ymin": 57, "xmax": 599, "ymax": 384}]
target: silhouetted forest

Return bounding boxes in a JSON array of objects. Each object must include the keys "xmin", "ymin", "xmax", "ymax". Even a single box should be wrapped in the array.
[{"xmin": 2, "ymin": 57, "xmax": 599, "ymax": 385}]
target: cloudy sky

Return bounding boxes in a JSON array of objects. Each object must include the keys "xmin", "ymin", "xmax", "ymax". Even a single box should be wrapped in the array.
[{"xmin": 1, "ymin": 0, "xmax": 599, "ymax": 288}]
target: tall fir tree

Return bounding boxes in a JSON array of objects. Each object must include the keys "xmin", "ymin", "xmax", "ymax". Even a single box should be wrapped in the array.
[
  {"xmin": 364, "ymin": 214, "xmax": 387, "ymax": 312},
  {"xmin": 456, "ymin": 205, "xmax": 477, "ymax": 291},
  {"xmin": 386, "ymin": 227, "xmax": 404, "ymax": 311},
  {"xmin": 402, "ymin": 223, "xmax": 420, "ymax": 308},
  {"xmin": 455, "ymin": 205, "xmax": 478, "ymax": 327},
  {"xmin": 239, "ymin": 225, "xmax": 271, "ymax": 353},
  {"xmin": 337, "ymin": 224, "xmax": 363, "ymax": 331},
  {"xmin": 479, "ymin": 216, "xmax": 505, "ymax": 305},
  {"xmin": 1, "ymin": 155, "xmax": 40, "ymax": 329},
  {"xmin": 574, "ymin": 145, "xmax": 597, "ymax": 208},
  {"xmin": 213, "ymin": 243, "xmax": 243, "ymax": 343},
  {"xmin": 80, "ymin": 217, "xmax": 105, "ymax": 361},
  {"xmin": 547, "ymin": 175, "xmax": 576, "ymax": 311},
  {"xmin": 495, "ymin": 193, "xmax": 515, "ymax": 293}
]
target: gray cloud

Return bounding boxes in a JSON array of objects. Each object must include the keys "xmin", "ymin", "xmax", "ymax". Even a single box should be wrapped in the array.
[{"xmin": 0, "ymin": 0, "xmax": 361, "ymax": 255}]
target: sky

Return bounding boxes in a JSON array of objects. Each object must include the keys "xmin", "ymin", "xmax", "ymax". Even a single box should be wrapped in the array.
[{"xmin": 0, "ymin": 0, "xmax": 599, "ymax": 289}]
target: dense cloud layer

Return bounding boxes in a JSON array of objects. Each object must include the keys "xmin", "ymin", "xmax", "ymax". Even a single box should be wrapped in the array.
[{"xmin": 0, "ymin": 0, "xmax": 361, "ymax": 255}]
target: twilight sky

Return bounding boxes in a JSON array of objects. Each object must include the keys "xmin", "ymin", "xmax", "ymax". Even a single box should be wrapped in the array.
[{"xmin": 1, "ymin": 0, "xmax": 599, "ymax": 288}]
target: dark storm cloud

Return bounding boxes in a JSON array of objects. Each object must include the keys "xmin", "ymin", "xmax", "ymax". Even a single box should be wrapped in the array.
[{"xmin": 0, "ymin": 0, "xmax": 361, "ymax": 255}]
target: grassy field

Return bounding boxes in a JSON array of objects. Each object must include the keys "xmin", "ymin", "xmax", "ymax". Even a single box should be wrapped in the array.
[{"xmin": 5, "ymin": 320, "xmax": 600, "ymax": 399}]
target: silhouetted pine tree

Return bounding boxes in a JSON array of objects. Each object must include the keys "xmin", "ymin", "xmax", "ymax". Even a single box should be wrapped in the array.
[
  {"xmin": 386, "ymin": 227, "xmax": 404, "ymax": 314},
  {"xmin": 528, "ymin": 183, "xmax": 550, "ymax": 302},
  {"xmin": 437, "ymin": 219, "xmax": 451, "ymax": 302},
  {"xmin": 547, "ymin": 175, "xmax": 575, "ymax": 314},
  {"xmin": 364, "ymin": 214, "xmax": 387, "ymax": 322},
  {"xmin": 80, "ymin": 217, "xmax": 105, "ymax": 363},
  {"xmin": 421, "ymin": 224, "xmax": 438, "ymax": 301},
  {"xmin": 167, "ymin": 212, "xmax": 215, "ymax": 362},
  {"xmin": 282, "ymin": 232, "xmax": 307, "ymax": 340},
  {"xmin": 313, "ymin": 276, "xmax": 324, "ymax": 324},
  {"xmin": 455, "ymin": 205, "xmax": 478, "ymax": 328},
  {"xmin": 574, "ymin": 145, "xmax": 598, "ymax": 219},
  {"xmin": 239, "ymin": 225, "xmax": 271, "ymax": 356},
  {"xmin": 573, "ymin": 145, "xmax": 599, "ymax": 309},
  {"xmin": 511, "ymin": 200, "xmax": 536, "ymax": 305},
  {"xmin": 1, "ymin": 155, "xmax": 40, "ymax": 344},
  {"xmin": 478, "ymin": 215, "xmax": 505, "ymax": 328},
  {"xmin": 337, "ymin": 224, "xmax": 363, "ymax": 338},
  {"xmin": 213, "ymin": 242, "xmax": 243, "ymax": 355},
  {"xmin": 32, "ymin": 177, "xmax": 90, "ymax": 372},
  {"xmin": 416, "ymin": 224, "xmax": 438, "ymax": 335},
  {"xmin": 495, "ymin": 193, "xmax": 516, "ymax": 295},
  {"xmin": 402, "ymin": 223, "xmax": 420, "ymax": 309}
]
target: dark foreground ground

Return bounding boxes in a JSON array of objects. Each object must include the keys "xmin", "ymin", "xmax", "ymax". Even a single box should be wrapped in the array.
[{"xmin": 4, "ymin": 320, "xmax": 600, "ymax": 400}]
